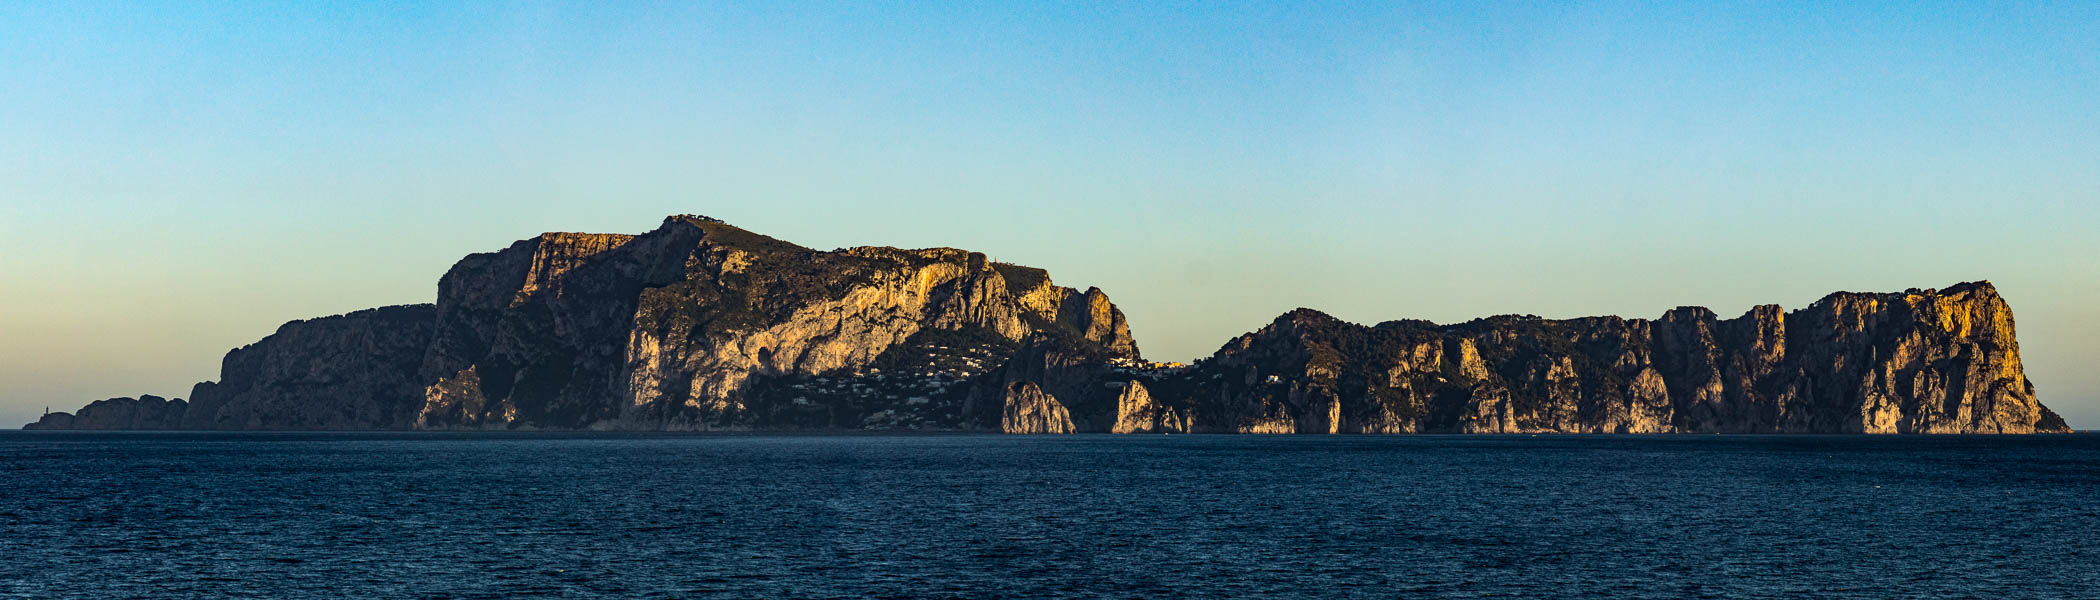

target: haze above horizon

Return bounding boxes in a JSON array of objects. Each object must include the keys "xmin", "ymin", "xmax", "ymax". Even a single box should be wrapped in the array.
[{"xmin": 2, "ymin": 2, "xmax": 2095, "ymax": 427}]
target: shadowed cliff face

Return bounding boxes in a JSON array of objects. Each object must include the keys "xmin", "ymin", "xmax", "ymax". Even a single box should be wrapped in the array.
[
  {"xmin": 1125, "ymin": 282, "xmax": 2067, "ymax": 434},
  {"xmin": 23, "ymin": 395, "xmax": 187, "ymax": 430},
  {"xmin": 26, "ymin": 305, "xmax": 437, "ymax": 431},
  {"xmin": 188, "ymin": 305, "xmax": 439, "ymax": 430},
  {"xmin": 22, "ymin": 217, "xmax": 2066, "ymax": 434}
]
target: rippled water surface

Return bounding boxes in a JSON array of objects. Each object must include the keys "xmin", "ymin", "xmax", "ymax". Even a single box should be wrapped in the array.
[{"xmin": 2, "ymin": 433, "xmax": 2096, "ymax": 599}]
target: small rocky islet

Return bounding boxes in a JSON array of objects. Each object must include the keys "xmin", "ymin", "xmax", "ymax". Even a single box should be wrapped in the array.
[{"xmin": 26, "ymin": 215, "xmax": 2070, "ymax": 434}]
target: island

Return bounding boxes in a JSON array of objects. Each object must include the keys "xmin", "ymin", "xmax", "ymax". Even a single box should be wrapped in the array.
[{"xmin": 26, "ymin": 215, "xmax": 2069, "ymax": 434}]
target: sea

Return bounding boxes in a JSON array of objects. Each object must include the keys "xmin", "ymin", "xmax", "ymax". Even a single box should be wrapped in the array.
[{"xmin": 2, "ymin": 432, "xmax": 2095, "ymax": 599}]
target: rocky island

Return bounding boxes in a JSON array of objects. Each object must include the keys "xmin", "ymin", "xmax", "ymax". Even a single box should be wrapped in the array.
[{"xmin": 25, "ymin": 215, "xmax": 2070, "ymax": 434}]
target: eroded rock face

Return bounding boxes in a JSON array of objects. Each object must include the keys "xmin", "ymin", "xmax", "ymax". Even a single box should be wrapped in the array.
[
  {"xmin": 22, "ymin": 215, "xmax": 2067, "ymax": 435},
  {"xmin": 28, "ymin": 216, "xmax": 1136, "ymax": 431},
  {"xmin": 170, "ymin": 305, "xmax": 439, "ymax": 430},
  {"xmin": 1000, "ymin": 381, "xmax": 1075, "ymax": 434},
  {"xmin": 1110, "ymin": 381, "xmax": 1186, "ymax": 434},
  {"xmin": 412, "ymin": 217, "xmax": 1137, "ymax": 430},
  {"xmin": 1142, "ymin": 282, "xmax": 2068, "ymax": 434}
]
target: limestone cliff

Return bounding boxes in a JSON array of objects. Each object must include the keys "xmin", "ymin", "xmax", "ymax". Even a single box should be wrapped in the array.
[
  {"xmin": 1110, "ymin": 381, "xmax": 1187, "ymax": 434},
  {"xmin": 1135, "ymin": 282, "xmax": 2068, "ymax": 434},
  {"xmin": 412, "ymin": 216, "xmax": 1137, "ymax": 430},
  {"xmin": 999, "ymin": 382, "xmax": 1075, "ymax": 434},
  {"xmin": 21, "ymin": 215, "xmax": 2068, "ymax": 435},
  {"xmin": 183, "ymin": 305, "xmax": 438, "ymax": 429},
  {"xmin": 27, "ymin": 216, "xmax": 1137, "ymax": 431}
]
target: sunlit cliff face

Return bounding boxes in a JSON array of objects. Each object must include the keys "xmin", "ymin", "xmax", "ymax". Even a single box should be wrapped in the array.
[{"xmin": 21, "ymin": 217, "xmax": 2068, "ymax": 435}]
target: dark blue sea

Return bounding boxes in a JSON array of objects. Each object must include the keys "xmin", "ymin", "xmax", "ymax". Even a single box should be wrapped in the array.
[{"xmin": 2, "ymin": 433, "xmax": 2096, "ymax": 599}]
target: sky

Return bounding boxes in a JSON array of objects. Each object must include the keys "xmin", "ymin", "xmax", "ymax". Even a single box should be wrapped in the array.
[{"xmin": 1, "ymin": 1, "xmax": 2095, "ymax": 428}]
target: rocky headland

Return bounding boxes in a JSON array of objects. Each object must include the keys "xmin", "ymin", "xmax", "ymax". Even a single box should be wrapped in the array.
[{"xmin": 24, "ymin": 216, "xmax": 2070, "ymax": 434}]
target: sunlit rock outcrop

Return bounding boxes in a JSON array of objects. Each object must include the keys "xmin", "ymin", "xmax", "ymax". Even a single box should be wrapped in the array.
[
  {"xmin": 1109, "ymin": 381, "xmax": 1187, "ymax": 434},
  {"xmin": 999, "ymin": 381, "xmax": 1075, "ymax": 434},
  {"xmin": 22, "ymin": 215, "xmax": 2066, "ymax": 434},
  {"xmin": 1136, "ymin": 282, "xmax": 2067, "ymax": 434},
  {"xmin": 408, "ymin": 216, "xmax": 1137, "ymax": 430},
  {"xmin": 28, "ymin": 215, "xmax": 1137, "ymax": 431}
]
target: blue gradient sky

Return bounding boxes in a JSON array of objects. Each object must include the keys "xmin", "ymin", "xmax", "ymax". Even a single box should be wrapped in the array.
[{"xmin": 2, "ymin": 2, "xmax": 2095, "ymax": 428}]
